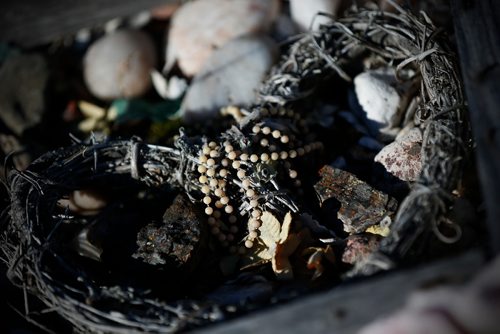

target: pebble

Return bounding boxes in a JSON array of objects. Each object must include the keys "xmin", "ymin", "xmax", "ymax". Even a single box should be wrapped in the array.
[
  {"xmin": 165, "ymin": 0, "xmax": 280, "ymax": 77},
  {"xmin": 289, "ymin": 0, "xmax": 341, "ymax": 31},
  {"xmin": 181, "ymin": 36, "xmax": 277, "ymax": 122},
  {"xmin": 0, "ymin": 52, "xmax": 48, "ymax": 135},
  {"xmin": 83, "ymin": 30, "xmax": 157, "ymax": 100},
  {"xmin": 341, "ymin": 233, "xmax": 382, "ymax": 265},
  {"xmin": 354, "ymin": 67, "xmax": 414, "ymax": 136},
  {"xmin": 374, "ymin": 127, "xmax": 422, "ymax": 182}
]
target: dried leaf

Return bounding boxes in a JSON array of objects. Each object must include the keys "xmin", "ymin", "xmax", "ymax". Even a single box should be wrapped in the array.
[
  {"xmin": 242, "ymin": 211, "xmax": 303, "ymax": 280},
  {"xmin": 258, "ymin": 211, "xmax": 281, "ymax": 249},
  {"xmin": 303, "ymin": 245, "xmax": 336, "ymax": 279},
  {"xmin": 272, "ymin": 232, "xmax": 301, "ymax": 280}
]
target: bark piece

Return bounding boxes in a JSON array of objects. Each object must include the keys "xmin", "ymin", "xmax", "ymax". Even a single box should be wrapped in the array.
[
  {"xmin": 314, "ymin": 165, "xmax": 398, "ymax": 234},
  {"xmin": 133, "ymin": 195, "xmax": 204, "ymax": 268}
]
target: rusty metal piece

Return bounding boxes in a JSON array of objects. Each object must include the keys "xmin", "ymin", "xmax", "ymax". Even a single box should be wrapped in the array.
[{"xmin": 314, "ymin": 165, "xmax": 398, "ymax": 234}]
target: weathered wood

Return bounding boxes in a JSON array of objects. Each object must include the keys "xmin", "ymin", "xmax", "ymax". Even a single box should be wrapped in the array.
[
  {"xmin": 0, "ymin": 0, "xmax": 180, "ymax": 48},
  {"xmin": 451, "ymin": 0, "xmax": 500, "ymax": 253},
  {"xmin": 200, "ymin": 251, "xmax": 484, "ymax": 334}
]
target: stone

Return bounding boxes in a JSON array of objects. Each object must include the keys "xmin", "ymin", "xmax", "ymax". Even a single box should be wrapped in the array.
[
  {"xmin": 0, "ymin": 52, "xmax": 48, "ymax": 135},
  {"xmin": 83, "ymin": 30, "xmax": 157, "ymax": 100},
  {"xmin": 341, "ymin": 233, "xmax": 382, "ymax": 265},
  {"xmin": 181, "ymin": 36, "xmax": 277, "ymax": 122},
  {"xmin": 354, "ymin": 67, "xmax": 415, "ymax": 136},
  {"xmin": 374, "ymin": 127, "xmax": 422, "ymax": 181},
  {"xmin": 165, "ymin": 0, "xmax": 279, "ymax": 77},
  {"xmin": 289, "ymin": 0, "xmax": 341, "ymax": 31}
]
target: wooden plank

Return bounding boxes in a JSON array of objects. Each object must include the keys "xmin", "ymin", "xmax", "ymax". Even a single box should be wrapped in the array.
[
  {"xmin": 199, "ymin": 251, "xmax": 484, "ymax": 334},
  {"xmin": 0, "ymin": 0, "xmax": 180, "ymax": 48},
  {"xmin": 451, "ymin": 0, "xmax": 500, "ymax": 253}
]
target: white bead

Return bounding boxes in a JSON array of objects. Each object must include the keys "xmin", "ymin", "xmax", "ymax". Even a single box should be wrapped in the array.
[
  {"xmin": 251, "ymin": 209, "xmax": 261, "ymax": 218},
  {"xmin": 237, "ymin": 169, "xmax": 246, "ymax": 179},
  {"xmin": 207, "ymin": 158, "xmax": 215, "ymax": 167},
  {"xmin": 225, "ymin": 205, "xmax": 234, "ymax": 214},
  {"xmin": 240, "ymin": 153, "xmax": 249, "ymax": 161},
  {"xmin": 198, "ymin": 165, "xmax": 207, "ymax": 174},
  {"xmin": 242, "ymin": 179, "xmax": 251, "ymax": 188},
  {"xmin": 250, "ymin": 154, "xmax": 259, "ymax": 163},
  {"xmin": 260, "ymin": 153, "xmax": 269, "ymax": 162},
  {"xmin": 221, "ymin": 196, "xmax": 229, "ymax": 205},
  {"xmin": 205, "ymin": 207, "xmax": 213, "ymax": 215},
  {"xmin": 262, "ymin": 127, "xmax": 271, "ymax": 135},
  {"xmin": 203, "ymin": 196, "xmax": 212, "ymax": 204},
  {"xmin": 271, "ymin": 152, "xmax": 279, "ymax": 160},
  {"xmin": 201, "ymin": 185, "xmax": 210, "ymax": 194},
  {"xmin": 272, "ymin": 130, "xmax": 280, "ymax": 139},
  {"xmin": 206, "ymin": 168, "xmax": 216, "ymax": 177},
  {"xmin": 209, "ymin": 178, "xmax": 218, "ymax": 187},
  {"xmin": 232, "ymin": 160, "xmax": 241, "ymax": 169}
]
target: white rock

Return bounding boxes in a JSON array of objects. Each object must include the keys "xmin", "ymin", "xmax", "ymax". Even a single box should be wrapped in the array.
[
  {"xmin": 374, "ymin": 127, "xmax": 422, "ymax": 181},
  {"xmin": 165, "ymin": 0, "xmax": 280, "ymax": 77},
  {"xmin": 182, "ymin": 36, "xmax": 277, "ymax": 122},
  {"xmin": 84, "ymin": 30, "xmax": 157, "ymax": 100},
  {"xmin": 354, "ymin": 68, "xmax": 414, "ymax": 135},
  {"xmin": 289, "ymin": 0, "xmax": 341, "ymax": 31}
]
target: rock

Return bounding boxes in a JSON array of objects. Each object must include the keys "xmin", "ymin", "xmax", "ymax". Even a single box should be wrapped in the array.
[
  {"xmin": 314, "ymin": 165, "xmax": 398, "ymax": 234},
  {"xmin": 181, "ymin": 36, "xmax": 277, "ymax": 122},
  {"xmin": 0, "ymin": 134, "xmax": 31, "ymax": 171},
  {"xmin": 83, "ymin": 30, "xmax": 157, "ymax": 100},
  {"xmin": 289, "ymin": 0, "xmax": 341, "ymax": 31},
  {"xmin": 57, "ymin": 189, "xmax": 108, "ymax": 216},
  {"xmin": 341, "ymin": 233, "xmax": 382, "ymax": 265},
  {"xmin": 165, "ymin": 0, "xmax": 280, "ymax": 77},
  {"xmin": 0, "ymin": 52, "xmax": 48, "ymax": 135},
  {"xmin": 133, "ymin": 195, "xmax": 205, "ymax": 269},
  {"xmin": 374, "ymin": 127, "xmax": 422, "ymax": 181},
  {"xmin": 353, "ymin": 67, "xmax": 415, "ymax": 136}
]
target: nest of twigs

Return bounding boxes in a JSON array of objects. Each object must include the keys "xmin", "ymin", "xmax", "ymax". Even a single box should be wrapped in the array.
[{"xmin": 1, "ymin": 3, "xmax": 469, "ymax": 333}]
